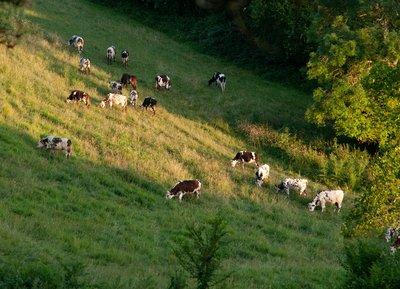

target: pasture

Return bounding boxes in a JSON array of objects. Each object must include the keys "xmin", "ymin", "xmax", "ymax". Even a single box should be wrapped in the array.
[{"xmin": 0, "ymin": 0, "xmax": 352, "ymax": 288}]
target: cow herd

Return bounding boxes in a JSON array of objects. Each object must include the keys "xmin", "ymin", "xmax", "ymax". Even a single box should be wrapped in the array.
[{"xmin": 37, "ymin": 34, "xmax": 343, "ymax": 213}]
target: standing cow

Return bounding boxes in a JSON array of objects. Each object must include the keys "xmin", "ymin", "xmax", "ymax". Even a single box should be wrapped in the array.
[
  {"xmin": 308, "ymin": 190, "xmax": 344, "ymax": 212},
  {"xmin": 231, "ymin": 151, "xmax": 259, "ymax": 168},
  {"xmin": 37, "ymin": 136, "xmax": 72, "ymax": 158},
  {"xmin": 121, "ymin": 73, "xmax": 137, "ymax": 90},
  {"xmin": 130, "ymin": 89, "xmax": 139, "ymax": 108},
  {"xmin": 140, "ymin": 97, "xmax": 157, "ymax": 115},
  {"xmin": 276, "ymin": 178, "xmax": 308, "ymax": 196},
  {"xmin": 68, "ymin": 35, "xmax": 84, "ymax": 53},
  {"xmin": 208, "ymin": 72, "xmax": 226, "ymax": 93},
  {"xmin": 100, "ymin": 93, "xmax": 128, "ymax": 111},
  {"xmin": 79, "ymin": 57, "xmax": 91, "ymax": 74},
  {"xmin": 155, "ymin": 75, "xmax": 171, "ymax": 90},
  {"xmin": 255, "ymin": 164, "xmax": 270, "ymax": 188},
  {"xmin": 166, "ymin": 179, "xmax": 202, "ymax": 202},
  {"xmin": 107, "ymin": 46, "xmax": 116, "ymax": 64},
  {"xmin": 121, "ymin": 50, "xmax": 129, "ymax": 67},
  {"xmin": 66, "ymin": 90, "xmax": 90, "ymax": 107}
]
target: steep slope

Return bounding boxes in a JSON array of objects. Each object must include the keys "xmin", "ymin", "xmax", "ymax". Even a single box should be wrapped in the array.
[{"xmin": 0, "ymin": 0, "xmax": 345, "ymax": 288}]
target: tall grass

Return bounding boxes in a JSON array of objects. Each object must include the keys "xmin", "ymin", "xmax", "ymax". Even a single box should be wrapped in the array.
[{"xmin": 0, "ymin": 0, "xmax": 371, "ymax": 288}]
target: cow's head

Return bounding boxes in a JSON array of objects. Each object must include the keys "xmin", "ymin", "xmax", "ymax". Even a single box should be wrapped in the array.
[
  {"xmin": 100, "ymin": 100, "xmax": 107, "ymax": 108},
  {"xmin": 256, "ymin": 179, "xmax": 263, "ymax": 188},
  {"xmin": 231, "ymin": 159, "xmax": 238, "ymax": 167},
  {"xmin": 308, "ymin": 202, "xmax": 317, "ymax": 211},
  {"xmin": 166, "ymin": 191, "xmax": 175, "ymax": 199}
]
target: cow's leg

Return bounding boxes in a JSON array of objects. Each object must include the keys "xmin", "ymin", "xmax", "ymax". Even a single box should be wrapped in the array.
[{"xmin": 178, "ymin": 192, "xmax": 184, "ymax": 202}]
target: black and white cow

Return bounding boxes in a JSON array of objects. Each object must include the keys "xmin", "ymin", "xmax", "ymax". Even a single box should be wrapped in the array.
[
  {"xmin": 66, "ymin": 90, "xmax": 90, "ymax": 107},
  {"xmin": 255, "ymin": 164, "xmax": 270, "ymax": 188},
  {"xmin": 166, "ymin": 179, "xmax": 202, "ymax": 202},
  {"xmin": 107, "ymin": 46, "xmax": 116, "ymax": 64},
  {"xmin": 121, "ymin": 73, "xmax": 137, "ymax": 90},
  {"xmin": 385, "ymin": 222, "xmax": 400, "ymax": 243},
  {"xmin": 208, "ymin": 72, "xmax": 226, "ymax": 93},
  {"xmin": 37, "ymin": 136, "xmax": 72, "ymax": 158},
  {"xmin": 130, "ymin": 89, "xmax": 139, "ymax": 108},
  {"xmin": 155, "ymin": 75, "xmax": 171, "ymax": 90},
  {"xmin": 308, "ymin": 190, "xmax": 344, "ymax": 212},
  {"xmin": 140, "ymin": 97, "xmax": 157, "ymax": 115},
  {"xmin": 390, "ymin": 236, "xmax": 400, "ymax": 253},
  {"xmin": 79, "ymin": 57, "xmax": 91, "ymax": 74},
  {"xmin": 68, "ymin": 35, "xmax": 84, "ymax": 53},
  {"xmin": 110, "ymin": 81, "xmax": 123, "ymax": 93},
  {"xmin": 121, "ymin": 50, "xmax": 129, "ymax": 67},
  {"xmin": 276, "ymin": 178, "xmax": 308, "ymax": 196},
  {"xmin": 231, "ymin": 151, "xmax": 259, "ymax": 168}
]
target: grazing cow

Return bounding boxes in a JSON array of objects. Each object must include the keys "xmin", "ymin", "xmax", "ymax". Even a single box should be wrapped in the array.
[
  {"xmin": 255, "ymin": 164, "xmax": 270, "ymax": 188},
  {"xmin": 37, "ymin": 136, "xmax": 72, "ymax": 158},
  {"xmin": 121, "ymin": 50, "xmax": 129, "ymax": 67},
  {"xmin": 66, "ymin": 90, "xmax": 90, "ymax": 107},
  {"xmin": 107, "ymin": 46, "xmax": 116, "ymax": 64},
  {"xmin": 231, "ymin": 151, "xmax": 259, "ymax": 168},
  {"xmin": 166, "ymin": 179, "xmax": 202, "ymax": 202},
  {"xmin": 121, "ymin": 73, "xmax": 137, "ymax": 90},
  {"xmin": 79, "ymin": 57, "xmax": 91, "ymax": 74},
  {"xmin": 140, "ymin": 97, "xmax": 157, "ymax": 115},
  {"xmin": 110, "ymin": 81, "xmax": 123, "ymax": 93},
  {"xmin": 68, "ymin": 35, "xmax": 84, "ymax": 53},
  {"xmin": 276, "ymin": 178, "xmax": 308, "ymax": 196},
  {"xmin": 390, "ymin": 236, "xmax": 400, "ymax": 253},
  {"xmin": 308, "ymin": 190, "xmax": 344, "ymax": 212},
  {"xmin": 208, "ymin": 72, "xmax": 226, "ymax": 93},
  {"xmin": 130, "ymin": 89, "xmax": 139, "ymax": 108},
  {"xmin": 155, "ymin": 75, "xmax": 171, "ymax": 90},
  {"xmin": 100, "ymin": 93, "xmax": 128, "ymax": 111}
]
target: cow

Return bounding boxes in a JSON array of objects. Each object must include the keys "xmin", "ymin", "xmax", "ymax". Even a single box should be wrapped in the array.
[
  {"xmin": 155, "ymin": 75, "xmax": 171, "ymax": 90},
  {"xmin": 390, "ymin": 236, "xmax": 400, "ymax": 253},
  {"xmin": 66, "ymin": 90, "xmax": 90, "ymax": 107},
  {"xmin": 276, "ymin": 178, "xmax": 308, "ymax": 196},
  {"xmin": 121, "ymin": 50, "xmax": 129, "ymax": 67},
  {"xmin": 308, "ymin": 190, "xmax": 344, "ymax": 212},
  {"xmin": 255, "ymin": 164, "xmax": 270, "ymax": 188},
  {"xmin": 37, "ymin": 136, "xmax": 72, "ymax": 158},
  {"xmin": 208, "ymin": 72, "xmax": 226, "ymax": 93},
  {"xmin": 166, "ymin": 179, "xmax": 202, "ymax": 202},
  {"xmin": 107, "ymin": 46, "xmax": 116, "ymax": 64},
  {"xmin": 100, "ymin": 93, "xmax": 128, "ymax": 111},
  {"xmin": 385, "ymin": 221, "xmax": 400, "ymax": 243},
  {"xmin": 231, "ymin": 151, "xmax": 259, "ymax": 168},
  {"xmin": 110, "ymin": 81, "xmax": 123, "ymax": 94},
  {"xmin": 121, "ymin": 73, "xmax": 137, "ymax": 90},
  {"xmin": 68, "ymin": 35, "xmax": 84, "ymax": 53},
  {"xmin": 130, "ymin": 89, "xmax": 139, "ymax": 108},
  {"xmin": 79, "ymin": 57, "xmax": 91, "ymax": 74},
  {"xmin": 140, "ymin": 97, "xmax": 157, "ymax": 115}
]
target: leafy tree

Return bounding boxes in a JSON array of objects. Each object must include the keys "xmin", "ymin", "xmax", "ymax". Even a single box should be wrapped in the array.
[{"xmin": 172, "ymin": 216, "xmax": 231, "ymax": 289}]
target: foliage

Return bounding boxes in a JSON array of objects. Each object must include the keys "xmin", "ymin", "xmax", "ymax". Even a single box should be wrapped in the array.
[
  {"xmin": 0, "ymin": 1, "xmax": 30, "ymax": 48},
  {"xmin": 342, "ymin": 238, "xmax": 400, "ymax": 289},
  {"xmin": 172, "ymin": 217, "xmax": 231, "ymax": 289}
]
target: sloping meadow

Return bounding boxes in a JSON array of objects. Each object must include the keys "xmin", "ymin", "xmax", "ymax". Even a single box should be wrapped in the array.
[{"xmin": 0, "ymin": 0, "xmax": 349, "ymax": 288}]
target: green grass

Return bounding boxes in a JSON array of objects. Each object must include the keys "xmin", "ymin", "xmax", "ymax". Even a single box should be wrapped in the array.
[{"xmin": 0, "ymin": 0, "xmax": 360, "ymax": 288}]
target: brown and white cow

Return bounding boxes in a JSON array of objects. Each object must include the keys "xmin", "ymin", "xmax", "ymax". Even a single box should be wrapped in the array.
[
  {"xmin": 231, "ymin": 151, "xmax": 259, "ymax": 168},
  {"xmin": 121, "ymin": 50, "xmax": 129, "ymax": 67},
  {"xmin": 140, "ymin": 96, "xmax": 157, "ymax": 115},
  {"xmin": 79, "ymin": 57, "xmax": 91, "ymax": 74},
  {"xmin": 308, "ymin": 190, "xmax": 344, "ymax": 212},
  {"xmin": 66, "ymin": 90, "xmax": 90, "ymax": 107},
  {"xmin": 155, "ymin": 75, "xmax": 171, "ymax": 90},
  {"xmin": 107, "ymin": 46, "xmax": 116, "ymax": 64},
  {"xmin": 255, "ymin": 164, "xmax": 270, "ymax": 188},
  {"xmin": 68, "ymin": 35, "xmax": 84, "ymax": 53},
  {"xmin": 100, "ymin": 93, "xmax": 128, "ymax": 111},
  {"xmin": 166, "ymin": 179, "xmax": 202, "ymax": 202},
  {"xmin": 37, "ymin": 136, "xmax": 72, "ymax": 158},
  {"xmin": 121, "ymin": 73, "xmax": 137, "ymax": 90}
]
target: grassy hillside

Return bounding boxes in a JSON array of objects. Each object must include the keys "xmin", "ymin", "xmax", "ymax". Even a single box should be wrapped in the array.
[{"xmin": 0, "ymin": 0, "xmax": 351, "ymax": 288}]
